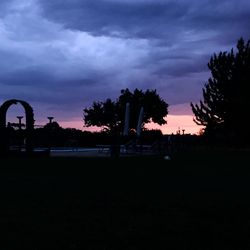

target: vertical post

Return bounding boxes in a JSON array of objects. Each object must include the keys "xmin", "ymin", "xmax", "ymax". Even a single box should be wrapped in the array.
[
  {"xmin": 47, "ymin": 117, "xmax": 54, "ymax": 153},
  {"xmin": 16, "ymin": 116, "xmax": 23, "ymax": 130},
  {"xmin": 123, "ymin": 102, "xmax": 130, "ymax": 136},
  {"xmin": 136, "ymin": 107, "xmax": 144, "ymax": 153},
  {"xmin": 16, "ymin": 116, "xmax": 24, "ymax": 151},
  {"xmin": 136, "ymin": 107, "xmax": 144, "ymax": 137}
]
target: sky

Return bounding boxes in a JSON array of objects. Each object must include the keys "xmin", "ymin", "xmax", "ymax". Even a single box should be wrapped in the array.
[{"xmin": 1, "ymin": 0, "xmax": 250, "ymax": 134}]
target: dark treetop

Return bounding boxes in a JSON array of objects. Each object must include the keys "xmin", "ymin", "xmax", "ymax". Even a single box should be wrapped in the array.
[{"xmin": 191, "ymin": 38, "xmax": 250, "ymax": 140}]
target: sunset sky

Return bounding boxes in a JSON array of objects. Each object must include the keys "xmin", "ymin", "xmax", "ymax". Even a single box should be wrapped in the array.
[{"xmin": 1, "ymin": 0, "xmax": 250, "ymax": 134}]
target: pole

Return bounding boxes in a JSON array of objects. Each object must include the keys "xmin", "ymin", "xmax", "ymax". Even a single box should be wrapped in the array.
[
  {"xmin": 16, "ymin": 116, "xmax": 23, "ymax": 130},
  {"xmin": 136, "ymin": 107, "xmax": 144, "ymax": 137},
  {"xmin": 16, "ymin": 116, "xmax": 23, "ymax": 151},
  {"xmin": 123, "ymin": 103, "xmax": 130, "ymax": 136}
]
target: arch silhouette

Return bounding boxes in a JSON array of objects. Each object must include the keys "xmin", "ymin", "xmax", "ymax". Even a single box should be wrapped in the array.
[{"xmin": 0, "ymin": 99, "xmax": 34, "ymax": 154}]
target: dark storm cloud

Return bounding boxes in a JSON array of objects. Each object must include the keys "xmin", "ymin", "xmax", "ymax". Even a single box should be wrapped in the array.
[
  {"xmin": 1, "ymin": 0, "xmax": 250, "ymax": 124},
  {"xmin": 39, "ymin": 0, "xmax": 250, "ymax": 42},
  {"xmin": 39, "ymin": 0, "xmax": 187, "ymax": 39},
  {"xmin": 0, "ymin": 69, "xmax": 55, "ymax": 86},
  {"xmin": 152, "ymin": 54, "xmax": 209, "ymax": 78},
  {"xmin": 37, "ymin": 0, "xmax": 250, "ymax": 97},
  {"xmin": 0, "ymin": 67, "xmax": 99, "ymax": 88}
]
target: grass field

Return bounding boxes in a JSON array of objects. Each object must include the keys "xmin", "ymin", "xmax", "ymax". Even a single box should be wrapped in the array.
[{"xmin": 1, "ymin": 151, "xmax": 250, "ymax": 249}]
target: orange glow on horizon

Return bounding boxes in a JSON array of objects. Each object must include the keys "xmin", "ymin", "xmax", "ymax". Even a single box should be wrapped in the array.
[
  {"xmin": 60, "ymin": 115, "xmax": 202, "ymax": 135},
  {"xmin": 145, "ymin": 115, "xmax": 201, "ymax": 135}
]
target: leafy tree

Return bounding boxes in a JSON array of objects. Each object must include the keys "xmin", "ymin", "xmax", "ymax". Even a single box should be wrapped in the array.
[
  {"xmin": 84, "ymin": 99, "xmax": 119, "ymax": 132},
  {"xmin": 84, "ymin": 89, "xmax": 168, "ymax": 133},
  {"xmin": 191, "ymin": 38, "xmax": 250, "ymax": 139}
]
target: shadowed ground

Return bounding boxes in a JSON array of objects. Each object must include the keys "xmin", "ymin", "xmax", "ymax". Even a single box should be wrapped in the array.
[{"xmin": 1, "ymin": 153, "xmax": 250, "ymax": 249}]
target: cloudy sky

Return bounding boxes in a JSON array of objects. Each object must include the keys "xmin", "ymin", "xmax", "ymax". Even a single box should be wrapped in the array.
[{"xmin": 1, "ymin": 0, "xmax": 250, "ymax": 133}]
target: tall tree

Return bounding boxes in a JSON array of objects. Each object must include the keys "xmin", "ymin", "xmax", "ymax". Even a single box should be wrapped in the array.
[
  {"xmin": 84, "ymin": 89, "xmax": 168, "ymax": 133},
  {"xmin": 191, "ymin": 38, "xmax": 250, "ymax": 139}
]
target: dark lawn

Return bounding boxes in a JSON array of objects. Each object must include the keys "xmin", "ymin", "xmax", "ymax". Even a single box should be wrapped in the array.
[{"xmin": 0, "ymin": 152, "xmax": 250, "ymax": 249}]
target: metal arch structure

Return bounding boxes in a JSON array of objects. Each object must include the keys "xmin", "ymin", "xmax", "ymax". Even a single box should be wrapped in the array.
[{"xmin": 0, "ymin": 99, "xmax": 34, "ymax": 154}]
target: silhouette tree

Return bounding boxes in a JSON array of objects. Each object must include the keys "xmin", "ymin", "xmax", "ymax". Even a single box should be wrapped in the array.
[
  {"xmin": 84, "ymin": 99, "xmax": 119, "ymax": 132},
  {"xmin": 191, "ymin": 38, "xmax": 250, "ymax": 140},
  {"xmin": 43, "ymin": 121, "xmax": 62, "ymax": 130},
  {"xmin": 84, "ymin": 89, "xmax": 168, "ymax": 133}
]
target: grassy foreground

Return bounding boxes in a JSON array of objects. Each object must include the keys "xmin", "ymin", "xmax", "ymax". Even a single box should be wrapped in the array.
[{"xmin": 1, "ymin": 150, "xmax": 250, "ymax": 249}]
